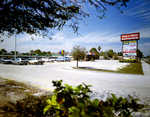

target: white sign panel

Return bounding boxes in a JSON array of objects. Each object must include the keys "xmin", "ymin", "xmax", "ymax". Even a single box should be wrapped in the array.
[{"xmin": 123, "ymin": 41, "xmax": 137, "ymax": 59}]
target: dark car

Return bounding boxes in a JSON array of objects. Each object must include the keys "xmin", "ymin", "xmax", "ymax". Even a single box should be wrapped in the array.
[{"xmin": 0, "ymin": 58, "xmax": 12, "ymax": 64}]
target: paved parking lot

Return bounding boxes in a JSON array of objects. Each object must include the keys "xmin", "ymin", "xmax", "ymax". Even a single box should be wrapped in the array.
[{"xmin": 0, "ymin": 60, "xmax": 150, "ymax": 102}]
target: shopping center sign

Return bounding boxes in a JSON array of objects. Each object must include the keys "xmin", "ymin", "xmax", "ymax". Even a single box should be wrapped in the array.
[
  {"xmin": 121, "ymin": 32, "xmax": 140, "ymax": 60},
  {"xmin": 121, "ymin": 32, "xmax": 140, "ymax": 41}
]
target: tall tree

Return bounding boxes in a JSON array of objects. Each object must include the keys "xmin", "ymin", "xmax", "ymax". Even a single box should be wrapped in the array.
[
  {"xmin": 30, "ymin": 50, "xmax": 34, "ymax": 53},
  {"xmin": 11, "ymin": 51, "xmax": 19, "ymax": 55},
  {"xmin": 34, "ymin": 49, "xmax": 41, "ymax": 54},
  {"xmin": 137, "ymin": 49, "xmax": 143, "ymax": 60},
  {"xmin": 107, "ymin": 49, "xmax": 114, "ymax": 58},
  {"xmin": 1, "ymin": 48, "xmax": 7, "ymax": 53},
  {"xmin": 90, "ymin": 47, "xmax": 99, "ymax": 59},
  {"xmin": 41, "ymin": 51, "xmax": 46, "ymax": 55},
  {"xmin": 97, "ymin": 46, "xmax": 101, "ymax": 60},
  {"xmin": 47, "ymin": 51, "xmax": 51, "ymax": 55},
  {"xmin": 71, "ymin": 45, "xmax": 86, "ymax": 67},
  {"xmin": 0, "ymin": 0, "xmax": 129, "ymax": 38}
]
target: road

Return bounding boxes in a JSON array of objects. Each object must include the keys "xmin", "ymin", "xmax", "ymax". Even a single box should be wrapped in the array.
[{"xmin": 0, "ymin": 60, "xmax": 150, "ymax": 101}]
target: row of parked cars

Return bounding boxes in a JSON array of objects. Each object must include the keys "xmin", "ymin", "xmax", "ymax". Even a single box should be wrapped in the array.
[{"xmin": 0, "ymin": 57, "xmax": 71, "ymax": 65}]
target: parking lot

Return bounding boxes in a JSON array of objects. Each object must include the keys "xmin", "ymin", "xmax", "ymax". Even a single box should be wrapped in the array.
[{"xmin": 0, "ymin": 60, "xmax": 150, "ymax": 101}]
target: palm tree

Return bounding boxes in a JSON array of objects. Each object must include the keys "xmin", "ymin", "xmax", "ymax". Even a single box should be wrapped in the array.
[{"xmin": 97, "ymin": 46, "xmax": 101, "ymax": 60}]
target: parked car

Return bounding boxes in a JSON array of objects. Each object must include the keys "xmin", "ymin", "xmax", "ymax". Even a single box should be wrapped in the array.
[
  {"xmin": 48, "ymin": 58, "xmax": 55, "ymax": 62},
  {"xmin": 0, "ymin": 58, "xmax": 12, "ymax": 64},
  {"xmin": 56, "ymin": 57, "xmax": 70, "ymax": 62},
  {"xmin": 42, "ymin": 58, "xmax": 50, "ymax": 63},
  {"xmin": 12, "ymin": 58, "xmax": 28, "ymax": 65},
  {"xmin": 28, "ymin": 58, "xmax": 44, "ymax": 65}
]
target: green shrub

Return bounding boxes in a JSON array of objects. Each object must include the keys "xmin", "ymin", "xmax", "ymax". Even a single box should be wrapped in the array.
[
  {"xmin": 44, "ymin": 80, "xmax": 144, "ymax": 117},
  {"xmin": 119, "ymin": 59, "xmax": 137, "ymax": 63}
]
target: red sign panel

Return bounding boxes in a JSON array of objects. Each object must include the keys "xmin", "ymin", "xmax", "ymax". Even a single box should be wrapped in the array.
[{"xmin": 121, "ymin": 33, "xmax": 139, "ymax": 41}]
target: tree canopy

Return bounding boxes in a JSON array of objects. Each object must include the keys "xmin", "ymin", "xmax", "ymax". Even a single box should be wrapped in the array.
[
  {"xmin": 89, "ymin": 47, "xmax": 99, "ymax": 59},
  {"xmin": 71, "ymin": 45, "xmax": 86, "ymax": 67},
  {"xmin": 0, "ymin": 0, "xmax": 129, "ymax": 38},
  {"xmin": 137, "ymin": 49, "xmax": 143, "ymax": 59}
]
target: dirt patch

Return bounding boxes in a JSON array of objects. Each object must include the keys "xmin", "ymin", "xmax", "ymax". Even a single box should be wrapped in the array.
[{"xmin": 0, "ymin": 77, "xmax": 53, "ymax": 116}]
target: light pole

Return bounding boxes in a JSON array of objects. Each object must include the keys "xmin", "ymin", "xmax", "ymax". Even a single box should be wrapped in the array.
[
  {"xmin": 64, "ymin": 32, "xmax": 71, "ymax": 60},
  {"xmin": 59, "ymin": 32, "xmax": 71, "ymax": 61}
]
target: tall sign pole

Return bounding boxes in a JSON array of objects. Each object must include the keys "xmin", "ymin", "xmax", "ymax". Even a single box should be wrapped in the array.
[{"xmin": 121, "ymin": 32, "xmax": 140, "ymax": 62}]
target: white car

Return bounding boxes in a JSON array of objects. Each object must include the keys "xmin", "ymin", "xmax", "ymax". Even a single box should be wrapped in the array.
[
  {"xmin": 42, "ymin": 58, "xmax": 55, "ymax": 62},
  {"xmin": 42, "ymin": 58, "xmax": 50, "ymax": 63},
  {"xmin": 12, "ymin": 58, "xmax": 28, "ymax": 65},
  {"xmin": 28, "ymin": 58, "xmax": 44, "ymax": 65}
]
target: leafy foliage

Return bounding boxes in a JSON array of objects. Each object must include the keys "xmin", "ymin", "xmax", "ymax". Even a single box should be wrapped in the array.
[
  {"xmin": 119, "ymin": 59, "xmax": 137, "ymax": 63},
  {"xmin": 0, "ymin": 0, "xmax": 129, "ymax": 38},
  {"xmin": 137, "ymin": 49, "xmax": 144, "ymax": 59},
  {"xmin": 1, "ymin": 94, "xmax": 53, "ymax": 117},
  {"xmin": 89, "ymin": 47, "xmax": 100, "ymax": 59},
  {"xmin": 71, "ymin": 45, "xmax": 86, "ymax": 67},
  {"xmin": 44, "ymin": 80, "xmax": 144, "ymax": 117},
  {"xmin": 0, "ymin": 79, "xmax": 145, "ymax": 116}
]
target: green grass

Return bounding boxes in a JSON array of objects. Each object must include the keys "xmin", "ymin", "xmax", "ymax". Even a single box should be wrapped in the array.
[
  {"xmin": 72, "ymin": 61, "xmax": 144, "ymax": 75},
  {"xmin": 143, "ymin": 60, "xmax": 150, "ymax": 65},
  {"xmin": 115, "ymin": 62, "xmax": 143, "ymax": 75}
]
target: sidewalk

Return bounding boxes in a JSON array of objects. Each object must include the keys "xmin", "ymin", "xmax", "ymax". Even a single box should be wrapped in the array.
[{"xmin": 141, "ymin": 61, "xmax": 150, "ymax": 76}]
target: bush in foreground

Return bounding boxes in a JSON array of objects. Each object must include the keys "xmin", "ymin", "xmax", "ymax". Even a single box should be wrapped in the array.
[
  {"xmin": 1, "ymin": 80, "xmax": 145, "ymax": 117},
  {"xmin": 44, "ymin": 80, "xmax": 144, "ymax": 117}
]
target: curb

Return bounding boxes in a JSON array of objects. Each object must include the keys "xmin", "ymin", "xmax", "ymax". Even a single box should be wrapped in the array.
[{"xmin": 115, "ymin": 63, "xmax": 130, "ymax": 71}]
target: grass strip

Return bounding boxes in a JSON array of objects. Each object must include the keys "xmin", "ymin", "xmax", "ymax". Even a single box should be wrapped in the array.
[
  {"xmin": 72, "ymin": 61, "xmax": 144, "ymax": 75},
  {"xmin": 143, "ymin": 60, "xmax": 150, "ymax": 65}
]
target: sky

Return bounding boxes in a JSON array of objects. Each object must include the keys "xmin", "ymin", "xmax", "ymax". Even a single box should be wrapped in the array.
[{"xmin": 0, "ymin": 0, "xmax": 150, "ymax": 56}]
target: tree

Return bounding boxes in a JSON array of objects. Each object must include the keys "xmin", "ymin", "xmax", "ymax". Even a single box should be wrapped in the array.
[
  {"xmin": 11, "ymin": 51, "xmax": 19, "ymax": 55},
  {"xmin": 103, "ymin": 51, "xmax": 108, "ymax": 60},
  {"xmin": 1, "ymin": 48, "xmax": 7, "ymax": 53},
  {"xmin": 30, "ymin": 50, "xmax": 34, "ymax": 53},
  {"xmin": 137, "ymin": 49, "xmax": 143, "ymax": 60},
  {"xmin": 117, "ymin": 52, "xmax": 123, "ymax": 56},
  {"xmin": 34, "ymin": 49, "xmax": 41, "ymax": 54},
  {"xmin": 41, "ymin": 51, "xmax": 46, "ymax": 55},
  {"xmin": 89, "ymin": 47, "xmax": 99, "ymax": 60},
  {"xmin": 107, "ymin": 49, "xmax": 114, "ymax": 58},
  {"xmin": 71, "ymin": 45, "xmax": 86, "ymax": 67},
  {"xmin": 100, "ymin": 51, "xmax": 104, "ymax": 56},
  {"xmin": 0, "ymin": 0, "xmax": 129, "ymax": 38},
  {"xmin": 46, "ymin": 51, "xmax": 51, "ymax": 55},
  {"xmin": 97, "ymin": 46, "xmax": 101, "ymax": 60}
]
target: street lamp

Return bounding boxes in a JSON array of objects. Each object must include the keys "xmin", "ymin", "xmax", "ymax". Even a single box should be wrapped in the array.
[{"xmin": 63, "ymin": 32, "xmax": 71, "ymax": 61}]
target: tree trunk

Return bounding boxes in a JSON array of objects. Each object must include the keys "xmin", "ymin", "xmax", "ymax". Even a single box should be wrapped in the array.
[{"xmin": 77, "ymin": 58, "xmax": 78, "ymax": 68}]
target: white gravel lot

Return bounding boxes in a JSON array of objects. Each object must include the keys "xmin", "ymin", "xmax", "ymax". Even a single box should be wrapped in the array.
[{"xmin": 0, "ymin": 60, "xmax": 149, "ymax": 101}]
